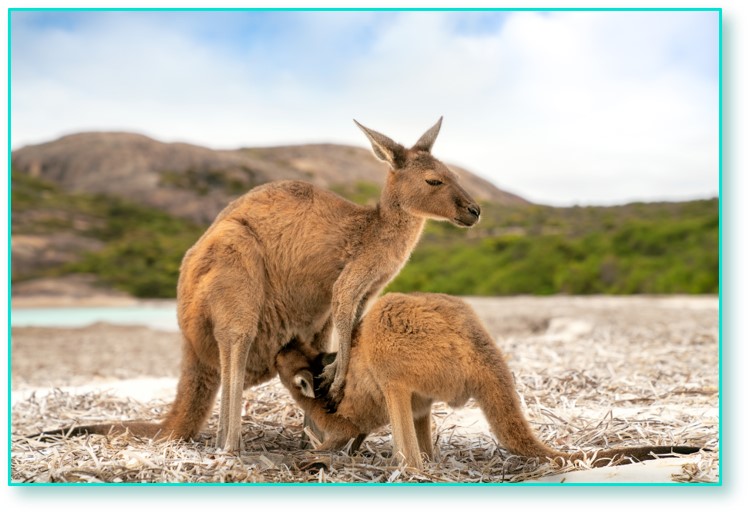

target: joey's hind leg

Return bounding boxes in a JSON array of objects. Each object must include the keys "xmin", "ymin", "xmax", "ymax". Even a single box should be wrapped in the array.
[{"xmin": 383, "ymin": 385, "xmax": 422, "ymax": 470}]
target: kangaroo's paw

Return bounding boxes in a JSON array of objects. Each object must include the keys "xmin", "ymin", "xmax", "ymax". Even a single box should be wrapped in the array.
[
  {"xmin": 323, "ymin": 380, "xmax": 345, "ymax": 414},
  {"xmin": 315, "ymin": 359, "xmax": 337, "ymax": 397}
]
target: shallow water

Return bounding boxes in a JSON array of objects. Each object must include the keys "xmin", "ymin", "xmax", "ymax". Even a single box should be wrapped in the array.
[{"xmin": 10, "ymin": 303, "xmax": 179, "ymax": 331}]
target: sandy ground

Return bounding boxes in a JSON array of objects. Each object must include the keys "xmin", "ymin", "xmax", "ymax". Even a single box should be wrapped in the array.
[{"xmin": 10, "ymin": 295, "xmax": 720, "ymax": 484}]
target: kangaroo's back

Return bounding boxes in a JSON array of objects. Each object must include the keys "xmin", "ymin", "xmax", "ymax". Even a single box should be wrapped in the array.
[{"xmin": 178, "ymin": 180, "xmax": 370, "ymax": 301}]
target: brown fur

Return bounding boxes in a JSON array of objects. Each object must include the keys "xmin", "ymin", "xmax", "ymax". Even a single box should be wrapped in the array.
[
  {"xmin": 275, "ymin": 293, "xmax": 702, "ymax": 470},
  {"xmin": 36, "ymin": 119, "xmax": 481, "ymax": 452}
]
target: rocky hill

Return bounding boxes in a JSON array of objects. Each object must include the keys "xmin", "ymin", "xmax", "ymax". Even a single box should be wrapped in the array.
[
  {"xmin": 11, "ymin": 132, "xmax": 527, "ymax": 224},
  {"xmin": 10, "ymin": 132, "xmax": 717, "ymax": 299}
]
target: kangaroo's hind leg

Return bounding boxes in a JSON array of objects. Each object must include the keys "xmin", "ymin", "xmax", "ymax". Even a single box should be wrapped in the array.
[
  {"xmin": 209, "ymin": 270, "xmax": 263, "ymax": 452},
  {"xmin": 215, "ymin": 325, "xmax": 256, "ymax": 452}
]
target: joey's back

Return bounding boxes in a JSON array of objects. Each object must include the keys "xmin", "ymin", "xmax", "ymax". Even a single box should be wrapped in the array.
[{"xmin": 358, "ymin": 293, "xmax": 496, "ymax": 387}]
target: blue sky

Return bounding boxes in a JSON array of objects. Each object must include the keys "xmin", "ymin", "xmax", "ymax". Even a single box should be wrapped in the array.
[{"xmin": 10, "ymin": 9, "xmax": 719, "ymax": 206}]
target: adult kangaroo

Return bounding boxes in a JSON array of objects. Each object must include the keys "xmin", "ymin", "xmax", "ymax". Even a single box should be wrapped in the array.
[
  {"xmin": 276, "ymin": 293, "xmax": 702, "ymax": 471},
  {"xmin": 37, "ymin": 118, "xmax": 481, "ymax": 452}
]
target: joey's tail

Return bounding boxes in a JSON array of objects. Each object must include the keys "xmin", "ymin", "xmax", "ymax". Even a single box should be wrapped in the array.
[
  {"xmin": 560, "ymin": 445, "xmax": 702, "ymax": 467},
  {"xmin": 471, "ymin": 340, "xmax": 701, "ymax": 468},
  {"xmin": 470, "ymin": 345, "xmax": 563, "ymax": 460},
  {"xmin": 34, "ymin": 341, "xmax": 221, "ymax": 443}
]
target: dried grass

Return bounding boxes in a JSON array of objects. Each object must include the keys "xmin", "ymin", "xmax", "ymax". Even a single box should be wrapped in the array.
[{"xmin": 10, "ymin": 296, "xmax": 720, "ymax": 484}]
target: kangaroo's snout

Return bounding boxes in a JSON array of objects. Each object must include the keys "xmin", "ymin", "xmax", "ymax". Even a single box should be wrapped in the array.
[
  {"xmin": 467, "ymin": 204, "xmax": 481, "ymax": 220},
  {"xmin": 454, "ymin": 202, "xmax": 481, "ymax": 227}
]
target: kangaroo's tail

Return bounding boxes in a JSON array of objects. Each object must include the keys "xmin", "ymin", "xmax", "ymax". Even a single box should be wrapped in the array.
[
  {"xmin": 33, "ymin": 338, "xmax": 221, "ymax": 443},
  {"xmin": 157, "ymin": 340, "xmax": 221, "ymax": 439},
  {"xmin": 470, "ymin": 338, "xmax": 565, "ymax": 460},
  {"xmin": 32, "ymin": 421, "xmax": 168, "ymax": 441}
]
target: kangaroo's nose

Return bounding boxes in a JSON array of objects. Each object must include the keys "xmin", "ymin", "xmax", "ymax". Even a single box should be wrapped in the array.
[{"xmin": 468, "ymin": 204, "xmax": 481, "ymax": 219}]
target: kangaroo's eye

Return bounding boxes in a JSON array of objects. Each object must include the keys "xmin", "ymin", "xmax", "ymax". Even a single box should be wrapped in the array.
[{"xmin": 425, "ymin": 179, "xmax": 443, "ymax": 186}]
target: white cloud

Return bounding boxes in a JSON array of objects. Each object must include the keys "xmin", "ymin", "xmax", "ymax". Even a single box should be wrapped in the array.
[{"xmin": 10, "ymin": 10, "xmax": 718, "ymax": 206}]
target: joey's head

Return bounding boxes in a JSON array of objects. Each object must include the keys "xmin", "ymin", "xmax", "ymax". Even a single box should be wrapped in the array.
[
  {"xmin": 275, "ymin": 338, "xmax": 335, "ymax": 400},
  {"xmin": 355, "ymin": 117, "xmax": 481, "ymax": 227}
]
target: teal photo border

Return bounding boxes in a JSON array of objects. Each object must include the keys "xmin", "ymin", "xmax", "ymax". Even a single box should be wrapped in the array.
[{"xmin": 6, "ymin": 6, "xmax": 723, "ymax": 488}]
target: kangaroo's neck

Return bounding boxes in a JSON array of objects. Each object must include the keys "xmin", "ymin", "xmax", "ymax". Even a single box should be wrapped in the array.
[{"xmin": 373, "ymin": 188, "xmax": 425, "ymax": 256}]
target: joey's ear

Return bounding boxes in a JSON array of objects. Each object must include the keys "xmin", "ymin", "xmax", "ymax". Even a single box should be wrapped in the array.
[
  {"xmin": 354, "ymin": 120, "xmax": 406, "ymax": 169},
  {"xmin": 293, "ymin": 370, "xmax": 316, "ymax": 398},
  {"xmin": 412, "ymin": 116, "xmax": 443, "ymax": 153},
  {"xmin": 321, "ymin": 352, "xmax": 337, "ymax": 368}
]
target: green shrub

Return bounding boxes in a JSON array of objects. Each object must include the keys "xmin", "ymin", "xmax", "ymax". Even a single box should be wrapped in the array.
[
  {"xmin": 389, "ymin": 198, "xmax": 719, "ymax": 295},
  {"xmin": 13, "ymin": 170, "xmax": 718, "ymax": 297}
]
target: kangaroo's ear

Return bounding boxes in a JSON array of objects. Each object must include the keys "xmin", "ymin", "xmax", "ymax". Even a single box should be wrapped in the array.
[
  {"xmin": 354, "ymin": 120, "xmax": 406, "ymax": 169},
  {"xmin": 412, "ymin": 116, "xmax": 443, "ymax": 153},
  {"xmin": 293, "ymin": 370, "xmax": 316, "ymax": 398}
]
